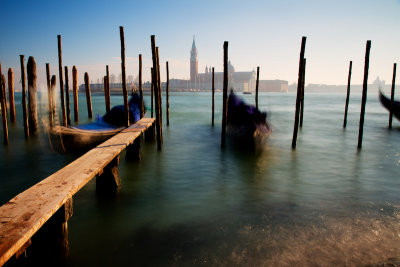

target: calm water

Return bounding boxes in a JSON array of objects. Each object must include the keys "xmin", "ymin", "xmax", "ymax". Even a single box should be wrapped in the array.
[{"xmin": 1, "ymin": 90, "xmax": 400, "ymax": 266}]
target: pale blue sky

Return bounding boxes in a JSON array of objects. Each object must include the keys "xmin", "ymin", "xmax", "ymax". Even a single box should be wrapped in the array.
[{"xmin": 0, "ymin": 0, "xmax": 399, "ymax": 89}]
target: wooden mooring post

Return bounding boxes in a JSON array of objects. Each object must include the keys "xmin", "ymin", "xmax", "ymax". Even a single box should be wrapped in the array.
[
  {"xmin": 84, "ymin": 72, "xmax": 93, "ymax": 119},
  {"xmin": 166, "ymin": 61, "xmax": 170, "ymax": 126},
  {"xmin": 389, "ymin": 63, "xmax": 397, "ymax": 129},
  {"xmin": 139, "ymin": 55, "xmax": 144, "ymax": 118},
  {"xmin": 151, "ymin": 67, "xmax": 154, "ymax": 118},
  {"xmin": 221, "ymin": 41, "xmax": 228, "ymax": 149},
  {"xmin": 46, "ymin": 64, "xmax": 53, "ymax": 128},
  {"xmin": 105, "ymin": 65, "xmax": 111, "ymax": 113},
  {"xmin": 156, "ymin": 47, "xmax": 163, "ymax": 132},
  {"xmin": 0, "ymin": 65, "xmax": 7, "ymax": 120},
  {"xmin": 0, "ymin": 75, "xmax": 8, "ymax": 145},
  {"xmin": 72, "ymin": 66, "xmax": 78, "ymax": 122},
  {"xmin": 299, "ymin": 58, "xmax": 306, "ymax": 128},
  {"xmin": 104, "ymin": 75, "xmax": 110, "ymax": 113},
  {"xmin": 292, "ymin": 36, "xmax": 307, "ymax": 149},
  {"xmin": 65, "ymin": 66, "xmax": 71, "ymax": 125},
  {"xmin": 343, "ymin": 61, "xmax": 352, "ymax": 128},
  {"xmin": 27, "ymin": 57, "xmax": 38, "ymax": 135},
  {"xmin": 57, "ymin": 35, "xmax": 67, "ymax": 126},
  {"xmin": 20, "ymin": 55, "xmax": 29, "ymax": 139},
  {"xmin": 119, "ymin": 26, "xmax": 129, "ymax": 127},
  {"xmin": 8, "ymin": 68, "xmax": 16, "ymax": 123},
  {"xmin": 255, "ymin": 66, "xmax": 259, "ymax": 109},
  {"xmin": 212, "ymin": 67, "xmax": 215, "ymax": 126},
  {"xmin": 357, "ymin": 40, "xmax": 371, "ymax": 150},
  {"xmin": 150, "ymin": 36, "xmax": 163, "ymax": 150},
  {"xmin": 51, "ymin": 75, "xmax": 57, "ymax": 122}
]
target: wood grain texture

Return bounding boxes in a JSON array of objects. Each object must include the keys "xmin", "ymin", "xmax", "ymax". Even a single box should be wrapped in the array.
[{"xmin": 0, "ymin": 118, "xmax": 155, "ymax": 266}]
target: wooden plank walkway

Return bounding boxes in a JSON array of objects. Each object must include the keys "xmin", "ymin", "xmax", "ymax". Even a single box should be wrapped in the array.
[{"xmin": 0, "ymin": 117, "xmax": 155, "ymax": 266}]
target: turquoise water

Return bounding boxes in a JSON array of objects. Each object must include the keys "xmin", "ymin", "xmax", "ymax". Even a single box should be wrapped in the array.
[{"xmin": 1, "ymin": 91, "xmax": 400, "ymax": 266}]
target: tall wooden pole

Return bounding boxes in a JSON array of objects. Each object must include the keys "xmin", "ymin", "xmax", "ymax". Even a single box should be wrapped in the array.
[
  {"xmin": 20, "ymin": 55, "xmax": 29, "ymax": 139},
  {"xmin": 1, "ymin": 76, "xmax": 8, "ymax": 145},
  {"xmin": 0, "ymin": 64, "xmax": 7, "ymax": 119},
  {"xmin": 255, "ymin": 66, "xmax": 259, "ymax": 109},
  {"xmin": 343, "ymin": 61, "xmax": 352, "ymax": 128},
  {"xmin": 156, "ymin": 47, "xmax": 163, "ymax": 129},
  {"xmin": 72, "ymin": 66, "xmax": 78, "ymax": 122},
  {"xmin": 26, "ymin": 57, "xmax": 38, "ymax": 135},
  {"xmin": 156, "ymin": 46, "xmax": 163, "ymax": 148},
  {"xmin": 299, "ymin": 58, "xmax": 307, "ymax": 128},
  {"xmin": 358, "ymin": 40, "xmax": 371, "ymax": 149},
  {"xmin": 104, "ymin": 66, "xmax": 111, "ymax": 113},
  {"xmin": 8, "ymin": 68, "xmax": 15, "ymax": 123},
  {"xmin": 292, "ymin": 36, "xmax": 307, "ymax": 149},
  {"xmin": 389, "ymin": 63, "xmax": 397, "ymax": 129},
  {"xmin": 212, "ymin": 67, "xmax": 215, "ymax": 126},
  {"xmin": 151, "ymin": 67, "xmax": 154, "ymax": 118},
  {"xmin": 103, "ymin": 76, "xmax": 110, "ymax": 113},
  {"xmin": 65, "ymin": 66, "xmax": 71, "ymax": 125},
  {"xmin": 106, "ymin": 65, "xmax": 110, "ymax": 110},
  {"xmin": 51, "ymin": 75, "xmax": 57, "ymax": 122},
  {"xmin": 27, "ymin": 56, "xmax": 38, "ymax": 134},
  {"xmin": 139, "ymin": 55, "xmax": 144, "ymax": 118},
  {"xmin": 119, "ymin": 26, "xmax": 129, "ymax": 127},
  {"xmin": 166, "ymin": 61, "xmax": 170, "ymax": 126},
  {"xmin": 221, "ymin": 41, "xmax": 228, "ymax": 149},
  {"xmin": 57, "ymin": 35, "xmax": 66, "ymax": 126},
  {"xmin": 151, "ymin": 35, "xmax": 162, "ymax": 150},
  {"xmin": 104, "ymin": 76, "xmax": 110, "ymax": 113},
  {"xmin": 84, "ymin": 72, "xmax": 93, "ymax": 118},
  {"xmin": 46, "ymin": 63, "xmax": 53, "ymax": 128}
]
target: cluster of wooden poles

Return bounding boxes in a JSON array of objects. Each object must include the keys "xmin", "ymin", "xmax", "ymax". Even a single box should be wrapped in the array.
[
  {"xmin": 291, "ymin": 38, "xmax": 397, "ymax": 150},
  {"xmin": 211, "ymin": 37, "xmax": 397, "ymax": 150},
  {"xmin": 1, "ymin": 34, "xmax": 397, "ymax": 151},
  {"xmin": 0, "ymin": 26, "xmax": 171, "ymax": 150}
]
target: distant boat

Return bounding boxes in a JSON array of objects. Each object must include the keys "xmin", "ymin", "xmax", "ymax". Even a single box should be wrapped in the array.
[
  {"xmin": 49, "ymin": 93, "xmax": 142, "ymax": 154},
  {"xmin": 243, "ymin": 91, "xmax": 252, "ymax": 95},
  {"xmin": 379, "ymin": 90, "xmax": 400, "ymax": 121},
  {"xmin": 227, "ymin": 91, "xmax": 271, "ymax": 149}
]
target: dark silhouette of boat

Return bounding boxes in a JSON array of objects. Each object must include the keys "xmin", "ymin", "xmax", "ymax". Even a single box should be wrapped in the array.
[
  {"xmin": 49, "ymin": 93, "xmax": 142, "ymax": 154},
  {"xmin": 379, "ymin": 90, "xmax": 400, "ymax": 121},
  {"xmin": 227, "ymin": 91, "xmax": 271, "ymax": 149}
]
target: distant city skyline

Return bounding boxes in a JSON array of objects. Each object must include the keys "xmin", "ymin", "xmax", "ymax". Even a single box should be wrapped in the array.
[{"xmin": 0, "ymin": 0, "xmax": 399, "ymax": 91}]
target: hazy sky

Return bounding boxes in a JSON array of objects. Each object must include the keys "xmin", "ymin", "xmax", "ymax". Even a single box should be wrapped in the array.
[{"xmin": 1, "ymin": 0, "xmax": 399, "ymax": 89}]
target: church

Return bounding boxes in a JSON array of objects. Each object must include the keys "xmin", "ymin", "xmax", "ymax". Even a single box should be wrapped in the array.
[{"xmin": 169, "ymin": 37, "xmax": 288, "ymax": 93}]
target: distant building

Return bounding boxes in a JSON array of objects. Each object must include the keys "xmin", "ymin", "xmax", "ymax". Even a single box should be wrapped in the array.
[
  {"xmin": 170, "ymin": 36, "xmax": 288, "ymax": 92},
  {"xmin": 79, "ymin": 37, "xmax": 288, "ymax": 93},
  {"xmin": 258, "ymin": 80, "xmax": 288, "ymax": 92}
]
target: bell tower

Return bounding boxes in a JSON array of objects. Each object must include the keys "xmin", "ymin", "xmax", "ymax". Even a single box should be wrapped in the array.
[{"xmin": 190, "ymin": 35, "xmax": 198, "ymax": 82}]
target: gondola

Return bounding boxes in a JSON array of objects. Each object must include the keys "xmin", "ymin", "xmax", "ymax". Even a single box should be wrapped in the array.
[
  {"xmin": 379, "ymin": 90, "xmax": 400, "ymax": 121},
  {"xmin": 227, "ymin": 91, "xmax": 271, "ymax": 149},
  {"xmin": 49, "ymin": 93, "xmax": 142, "ymax": 154}
]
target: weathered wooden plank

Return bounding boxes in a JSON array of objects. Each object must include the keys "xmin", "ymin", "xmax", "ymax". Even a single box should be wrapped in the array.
[{"xmin": 0, "ymin": 117, "xmax": 155, "ymax": 266}]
